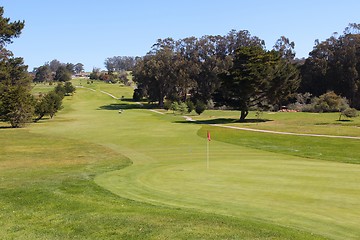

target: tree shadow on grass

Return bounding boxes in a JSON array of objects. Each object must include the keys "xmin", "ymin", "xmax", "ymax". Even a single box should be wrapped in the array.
[
  {"xmin": 98, "ymin": 102, "xmax": 159, "ymax": 110},
  {"xmin": 174, "ymin": 118, "xmax": 272, "ymax": 125}
]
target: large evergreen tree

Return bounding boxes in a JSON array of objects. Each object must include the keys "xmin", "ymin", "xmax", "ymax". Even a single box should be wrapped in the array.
[
  {"xmin": 0, "ymin": 6, "xmax": 34, "ymax": 127},
  {"xmin": 218, "ymin": 46, "xmax": 300, "ymax": 121},
  {"xmin": 0, "ymin": 7, "xmax": 24, "ymax": 46}
]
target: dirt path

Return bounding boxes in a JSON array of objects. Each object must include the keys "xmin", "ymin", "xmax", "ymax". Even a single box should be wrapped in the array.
[
  {"xmin": 76, "ymin": 86, "xmax": 119, "ymax": 99},
  {"xmin": 76, "ymin": 86, "xmax": 96, "ymax": 92},
  {"xmin": 99, "ymin": 90, "xmax": 118, "ymax": 99},
  {"xmin": 149, "ymin": 109, "xmax": 164, "ymax": 115}
]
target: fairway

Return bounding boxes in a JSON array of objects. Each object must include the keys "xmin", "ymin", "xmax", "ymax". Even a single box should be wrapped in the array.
[{"xmin": 2, "ymin": 82, "xmax": 360, "ymax": 239}]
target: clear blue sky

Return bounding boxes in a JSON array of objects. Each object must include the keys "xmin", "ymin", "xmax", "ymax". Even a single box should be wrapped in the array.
[{"xmin": 2, "ymin": 0, "xmax": 360, "ymax": 72}]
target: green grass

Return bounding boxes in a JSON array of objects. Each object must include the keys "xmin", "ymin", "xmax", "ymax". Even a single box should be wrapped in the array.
[
  {"xmin": 196, "ymin": 125, "xmax": 360, "ymax": 164},
  {"xmin": 31, "ymin": 82, "xmax": 58, "ymax": 97},
  {"xmin": 1, "ymin": 81, "xmax": 360, "ymax": 239}
]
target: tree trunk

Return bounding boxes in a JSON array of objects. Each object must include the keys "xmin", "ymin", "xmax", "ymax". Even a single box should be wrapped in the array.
[
  {"xmin": 239, "ymin": 110, "xmax": 248, "ymax": 122},
  {"xmin": 158, "ymin": 89, "xmax": 165, "ymax": 108},
  {"xmin": 158, "ymin": 98, "xmax": 164, "ymax": 108},
  {"xmin": 34, "ymin": 114, "xmax": 45, "ymax": 122}
]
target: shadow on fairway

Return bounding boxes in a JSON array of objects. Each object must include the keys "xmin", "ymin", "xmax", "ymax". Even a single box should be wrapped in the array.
[
  {"xmin": 175, "ymin": 118, "xmax": 272, "ymax": 125},
  {"xmin": 98, "ymin": 102, "xmax": 158, "ymax": 110}
]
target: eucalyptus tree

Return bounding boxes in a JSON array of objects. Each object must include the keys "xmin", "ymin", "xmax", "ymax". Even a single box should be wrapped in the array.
[
  {"xmin": 300, "ymin": 24, "xmax": 360, "ymax": 108},
  {"xmin": 189, "ymin": 35, "xmax": 230, "ymax": 103},
  {"xmin": 33, "ymin": 65, "xmax": 52, "ymax": 82},
  {"xmin": 48, "ymin": 59, "xmax": 62, "ymax": 72},
  {"xmin": 74, "ymin": 63, "xmax": 84, "ymax": 74},
  {"xmin": 273, "ymin": 36, "xmax": 296, "ymax": 60},
  {"xmin": 104, "ymin": 56, "xmax": 136, "ymax": 73},
  {"xmin": 133, "ymin": 39, "xmax": 178, "ymax": 107}
]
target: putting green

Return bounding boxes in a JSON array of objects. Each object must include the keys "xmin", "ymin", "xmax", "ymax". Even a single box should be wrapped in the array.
[
  {"xmin": 94, "ymin": 110, "xmax": 360, "ymax": 240},
  {"xmin": 31, "ymin": 85, "xmax": 360, "ymax": 239}
]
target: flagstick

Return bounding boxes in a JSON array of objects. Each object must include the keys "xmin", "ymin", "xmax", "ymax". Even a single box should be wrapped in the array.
[{"xmin": 206, "ymin": 138, "xmax": 209, "ymax": 170}]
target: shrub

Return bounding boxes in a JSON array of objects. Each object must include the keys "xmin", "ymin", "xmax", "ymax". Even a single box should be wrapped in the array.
[
  {"xmin": 186, "ymin": 100, "xmax": 195, "ymax": 113},
  {"xmin": 179, "ymin": 102, "xmax": 188, "ymax": 115},
  {"xmin": 170, "ymin": 102, "xmax": 179, "ymax": 114},
  {"xmin": 302, "ymin": 91, "xmax": 349, "ymax": 113},
  {"xmin": 54, "ymin": 83, "xmax": 66, "ymax": 98},
  {"xmin": 64, "ymin": 82, "xmax": 76, "ymax": 95},
  {"xmin": 339, "ymin": 108, "xmax": 358, "ymax": 120},
  {"xmin": 163, "ymin": 100, "xmax": 172, "ymax": 110}
]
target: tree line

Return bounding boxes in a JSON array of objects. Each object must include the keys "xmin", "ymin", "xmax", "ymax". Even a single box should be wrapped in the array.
[
  {"xmin": 299, "ymin": 23, "xmax": 360, "ymax": 109},
  {"xmin": 131, "ymin": 31, "xmax": 299, "ymax": 120},
  {"xmin": 0, "ymin": 7, "xmax": 76, "ymax": 127},
  {"xmin": 33, "ymin": 59, "xmax": 84, "ymax": 83},
  {"xmin": 87, "ymin": 56, "xmax": 138, "ymax": 85},
  {"xmin": 131, "ymin": 25, "xmax": 360, "ymax": 120}
]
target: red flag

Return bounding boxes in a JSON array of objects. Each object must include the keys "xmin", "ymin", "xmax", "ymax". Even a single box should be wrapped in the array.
[{"xmin": 207, "ymin": 131, "xmax": 211, "ymax": 141}]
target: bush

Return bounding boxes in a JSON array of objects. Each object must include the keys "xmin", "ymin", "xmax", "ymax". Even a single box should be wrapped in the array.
[
  {"xmin": 314, "ymin": 91, "xmax": 349, "ymax": 112},
  {"xmin": 170, "ymin": 102, "xmax": 179, "ymax": 114},
  {"xmin": 179, "ymin": 102, "xmax": 188, "ymax": 115},
  {"xmin": 163, "ymin": 100, "xmax": 172, "ymax": 110},
  {"xmin": 186, "ymin": 100, "xmax": 195, "ymax": 113},
  {"xmin": 339, "ymin": 108, "xmax": 358, "ymax": 120},
  {"xmin": 54, "ymin": 83, "xmax": 66, "ymax": 98},
  {"xmin": 64, "ymin": 82, "xmax": 76, "ymax": 95},
  {"xmin": 302, "ymin": 91, "xmax": 349, "ymax": 113}
]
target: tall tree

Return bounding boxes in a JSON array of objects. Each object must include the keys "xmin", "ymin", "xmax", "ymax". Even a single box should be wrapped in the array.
[
  {"xmin": 54, "ymin": 65, "xmax": 71, "ymax": 82},
  {"xmin": 48, "ymin": 59, "xmax": 62, "ymax": 72},
  {"xmin": 300, "ymin": 24, "xmax": 360, "ymax": 108},
  {"xmin": 43, "ymin": 90, "xmax": 63, "ymax": 119},
  {"xmin": 273, "ymin": 36, "xmax": 296, "ymax": 60},
  {"xmin": 65, "ymin": 63, "xmax": 75, "ymax": 74},
  {"xmin": 0, "ymin": 7, "xmax": 33, "ymax": 127},
  {"xmin": 0, "ymin": 7, "xmax": 24, "ymax": 46},
  {"xmin": 104, "ymin": 56, "xmax": 137, "ymax": 73},
  {"xmin": 33, "ymin": 65, "xmax": 52, "ymax": 82},
  {"xmin": 74, "ymin": 63, "xmax": 84, "ymax": 74},
  {"xmin": 133, "ymin": 39, "xmax": 178, "ymax": 107},
  {"xmin": 218, "ymin": 46, "xmax": 300, "ymax": 121}
]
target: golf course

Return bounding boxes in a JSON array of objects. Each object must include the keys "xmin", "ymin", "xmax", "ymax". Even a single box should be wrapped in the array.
[{"xmin": 1, "ymin": 80, "xmax": 360, "ymax": 239}]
